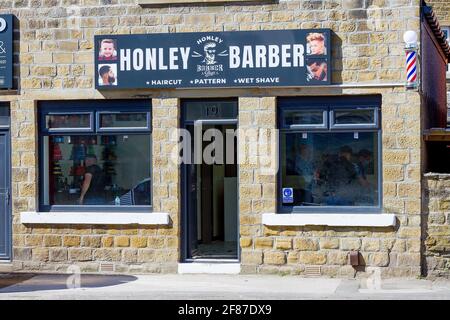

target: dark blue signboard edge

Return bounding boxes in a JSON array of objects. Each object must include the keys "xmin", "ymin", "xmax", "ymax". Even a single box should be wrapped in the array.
[{"xmin": 0, "ymin": 14, "xmax": 14, "ymax": 90}]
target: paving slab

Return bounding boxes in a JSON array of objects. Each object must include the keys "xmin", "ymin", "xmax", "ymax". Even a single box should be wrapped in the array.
[{"xmin": 0, "ymin": 273, "xmax": 449, "ymax": 300}]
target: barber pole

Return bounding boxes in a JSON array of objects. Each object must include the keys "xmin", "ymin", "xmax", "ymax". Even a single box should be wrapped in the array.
[{"xmin": 405, "ymin": 49, "xmax": 417, "ymax": 87}]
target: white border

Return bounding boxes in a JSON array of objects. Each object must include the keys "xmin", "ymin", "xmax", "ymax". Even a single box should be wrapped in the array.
[
  {"xmin": 262, "ymin": 213, "xmax": 396, "ymax": 227},
  {"xmin": 178, "ymin": 263, "xmax": 241, "ymax": 274},
  {"xmin": 20, "ymin": 212, "xmax": 170, "ymax": 225}
]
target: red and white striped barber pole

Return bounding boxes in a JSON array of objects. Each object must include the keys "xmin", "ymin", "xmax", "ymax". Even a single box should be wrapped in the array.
[{"xmin": 405, "ymin": 49, "xmax": 417, "ymax": 87}]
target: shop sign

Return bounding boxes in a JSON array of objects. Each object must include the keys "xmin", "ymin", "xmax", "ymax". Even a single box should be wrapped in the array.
[
  {"xmin": 94, "ymin": 29, "xmax": 331, "ymax": 89},
  {"xmin": 0, "ymin": 15, "xmax": 13, "ymax": 89}
]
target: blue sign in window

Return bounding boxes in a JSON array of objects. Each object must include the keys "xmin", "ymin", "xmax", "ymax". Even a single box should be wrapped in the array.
[{"xmin": 282, "ymin": 188, "xmax": 294, "ymax": 204}]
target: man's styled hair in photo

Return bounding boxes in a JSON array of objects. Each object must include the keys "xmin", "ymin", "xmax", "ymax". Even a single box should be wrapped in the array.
[
  {"xmin": 98, "ymin": 65, "xmax": 111, "ymax": 78},
  {"xmin": 101, "ymin": 39, "xmax": 115, "ymax": 48},
  {"xmin": 307, "ymin": 58, "xmax": 326, "ymax": 66},
  {"xmin": 306, "ymin": 32, "xmax": 325, "ymax": 43}
]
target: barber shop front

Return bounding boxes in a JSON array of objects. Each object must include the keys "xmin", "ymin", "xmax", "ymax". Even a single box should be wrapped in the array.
[{"xmin": 1, "ymin": 1, "xmax": 449, "ymax": 278}]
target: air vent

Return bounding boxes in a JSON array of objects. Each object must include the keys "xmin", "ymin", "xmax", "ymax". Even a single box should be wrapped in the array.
[
  {"xmin": 304, "ymin": 265, "xmax": 321, "ymax": 277},
  {"xmin": 99, "ymin": 263, "xmax": 114, "ymax": 273}
]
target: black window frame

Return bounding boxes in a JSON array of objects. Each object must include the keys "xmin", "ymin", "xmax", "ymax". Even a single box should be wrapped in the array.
[
  {"xmin": 38, "ymin": 99, "xmax": 153, "ymax": 213},
  {"xmin": 278, "ymin": 96, "xmax": 382, "ymax": 214},
  {"xmin": 282, "ymin": 107, "xmax": 328, "ymax": 130},
  {"xmin": 44, "ymin": 112, "xmax": 95, "ymax": 133}
]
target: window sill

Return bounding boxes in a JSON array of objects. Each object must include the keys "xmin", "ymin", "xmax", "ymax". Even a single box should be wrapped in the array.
[
  {"xmin": 262, "ymin": 213, "xmax": 396, "ymax": 227},
  {"xmin": 20, "ymin": 211, "xmax": 170, "ymax": 225}
]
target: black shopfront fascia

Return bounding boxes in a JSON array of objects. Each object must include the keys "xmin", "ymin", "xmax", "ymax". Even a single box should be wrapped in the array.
[
  {"xmin": 277, "ymin": 95, "xmax": 383, "ymax": 214},
  {"xmin": 38, "ymin": 99, "xmax": 152, "ymax": 212}
]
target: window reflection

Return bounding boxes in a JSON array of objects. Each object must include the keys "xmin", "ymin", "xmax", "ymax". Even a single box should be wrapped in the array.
[
  {"xmin": 46, "ymin": 114, "xmax": 91, "ymax": 129},
  {"xmin": 282, "ymin": 132, "xmax": 378, "ymax": 207},
  {"xmin": 100, "ymin": 113, "xmax": 148, "ymax": 128},
  {"xmin": 44, "ymin": 134, "xmax": 151, "ymax": 206}
]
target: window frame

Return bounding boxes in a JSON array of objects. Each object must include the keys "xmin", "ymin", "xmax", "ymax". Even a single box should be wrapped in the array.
[
  {"xmin": 42, "ymin": 112, "xmax": 94, "ymax": 133},
  {"xmin": 282, "ymin": 107, "xmax": 328, "ymax": 130},
  {"xmin": 38, "ymin": 100, "xmax": 153, "ymax": 213},
  {"xmin": 96, "ymin": 111, "xmax": 151, "ymax": 133},
  {"xmin": 277, "ymin": 96, "xmax": 382, "ymax": 214},
  {"xmin": 330, "ymin": 107, "xmax": 379, "ymax": 129}
]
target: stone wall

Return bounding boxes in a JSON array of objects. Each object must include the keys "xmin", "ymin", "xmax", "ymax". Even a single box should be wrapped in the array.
[
  {"xmin": 0, "ymin": 0, "xmax": 426, "ymax": 276},
  {"xmin": 11, "ymin": 97, "xmax": 180, "ymax": 273},
  {"xmin": 238, "ymin": 90, "xmax": 422, "ymax": 278},
  {"xmin": 423, "ymin": 173, "xmax": 450, "ymax": 278},
  {"xmin": 427, "ymin": 0, "xmax": 450, "ymax": 25}
]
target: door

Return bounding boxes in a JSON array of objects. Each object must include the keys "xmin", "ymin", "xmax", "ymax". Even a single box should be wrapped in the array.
[
  {"xmin": 181, "ymin": 99, "xmax": 239, "ymax": 261},
  {"xmin": 0, "ymin": 130, "xmax": 11, "ymax": 260}
]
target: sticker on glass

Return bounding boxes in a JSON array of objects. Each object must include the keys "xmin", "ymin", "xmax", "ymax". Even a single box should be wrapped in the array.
[{"xmin": 282, "ymin": 187, "xmax": 294, "ymax": 204}]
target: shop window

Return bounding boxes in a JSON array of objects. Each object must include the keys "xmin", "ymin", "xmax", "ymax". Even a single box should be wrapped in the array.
[
  {"xmin": 278, "ymin": 97, "xmax": 381, "ymax": 213},
  {"xmin": 39, "ymin": 100, "xmax": 152, "ymax": 212}
]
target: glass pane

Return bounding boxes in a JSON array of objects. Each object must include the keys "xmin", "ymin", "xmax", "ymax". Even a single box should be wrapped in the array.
[
  {"xmin": 46, "ymin": 114, "xmax": 91, "ymax": 129},
  {"xmin": 42, "ymin": 134, "xmax": 151, "ymax": 206},
  {"xmin": 0, "ymin": 104, "xmax": 9, "ymax": 117},
  {"xmin": 0, "ymin": 104, "xmax": 9, "ymax": 126},
  {"xmin": 334, "ymin": 109, "xmax": 375, "ymax": 125},
  {"xmin": 100, "ymin": 113, "xmax": 148, "ymax": 128},
  {"xmin": 284, "ymin": 110, "xmax": 324, "ymax": 126},
  {"xmin": 281, "ymin": 131, "xmax": 379, "ymax": 207}
]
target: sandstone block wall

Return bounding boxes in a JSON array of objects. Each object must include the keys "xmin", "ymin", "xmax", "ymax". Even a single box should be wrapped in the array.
[
  {"xmin": 238, "ymin": 90, "xmax": 422, "ymax": 278},
  {"xmin": 0, "ymin": 0, "xmax": 426, "ymax": 276},
  {"xmin": 423, "ymin": 174, "xmax": 450, "ymax": 278}
]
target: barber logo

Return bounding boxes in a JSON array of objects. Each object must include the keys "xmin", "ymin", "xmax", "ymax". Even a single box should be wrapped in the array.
[{"xmin": 192, "ymin": 36, "xmax": 228, "ymax": 78}]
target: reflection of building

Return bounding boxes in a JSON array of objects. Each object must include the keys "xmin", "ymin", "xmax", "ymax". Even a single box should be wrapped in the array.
[{"xmin": 1, "ymin": 0, "xmax": 450, "ymax": 280}]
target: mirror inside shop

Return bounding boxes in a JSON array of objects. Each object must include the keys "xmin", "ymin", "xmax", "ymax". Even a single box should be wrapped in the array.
[{"xmin": 43, "ymin": 134, "xmax": 151, "ymax": 206}]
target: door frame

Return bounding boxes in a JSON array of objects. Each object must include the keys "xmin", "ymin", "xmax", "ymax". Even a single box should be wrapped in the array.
[
  {"xmin": 180, "ymin": 98, "xmax": 239, "ymax": 263},
  {"xmin": 0, "ymin": 128, "xmax": 12, "ymax": 261}
]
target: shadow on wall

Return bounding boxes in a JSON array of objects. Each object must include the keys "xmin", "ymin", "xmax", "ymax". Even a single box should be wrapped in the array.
[
  {"xmin": 0, "ymin": 273, "xmax": 138, "ymax": 293},
  {"xmin": 330, "ymin": 31, "xmax": 343, "ymax": 85}
]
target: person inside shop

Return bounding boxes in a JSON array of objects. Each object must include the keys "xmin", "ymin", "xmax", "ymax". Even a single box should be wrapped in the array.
[
  {"xmin": 318, "ymin": 145, "xmax": 359, "ymax": 205},
  {"xmin": 355, "ymin": 149, "xmax": 376, "ymax": 204},
  {"xmin": 79, "ymin": 154, "xmax": 105, "ymax": 205},
  {"xmin": 98, "ymin": 39, "xmax": 117, "ymax": 61},
  {"xmin": 98, "ymin": 65, "xmax": 116, "ymax": 86},
  {"xmin": 306, "ymin": 33, "xmax": 326, "ymax": 55},
  {"xmin": 294, "ymin": 143, "xmax": 316, "ymax": 204},
  {"xmin": 356, "ymin": 149, "xmax": 373, "ymax": 187},
  {"xmin": 306, "ymin": 59, "xmax": 328, "ymax": 82}
]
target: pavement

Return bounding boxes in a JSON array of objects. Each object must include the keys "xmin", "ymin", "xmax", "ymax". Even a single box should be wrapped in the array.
[{"xmin": 1, "ymin": 273, "xmax": 450, "ymax": 300}]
